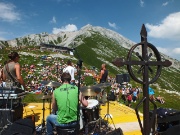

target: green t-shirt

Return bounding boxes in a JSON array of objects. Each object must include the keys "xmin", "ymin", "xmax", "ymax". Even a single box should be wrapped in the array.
[{"xmin": 54, "ymin": 84, "xmax": 78, "ymax": 124}]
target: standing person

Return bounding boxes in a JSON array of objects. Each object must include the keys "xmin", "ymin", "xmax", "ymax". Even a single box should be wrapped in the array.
[
  {"xmin": 99, "ymin": 64, "xmax": 108, "ymax": 83},
  {"xmin": 121, "ymin": 87, "xmax": 126, "ymax": 103},
  {"xmin": 0, "ymin": 61, "xmax": 7, "ymax": 87},
  {"xmin": 127, "ymin": 93, "xmax": 132, "ymax": 107},
  {"xmin": 95, "ymin": 64, "xmax": 109, "ymax": 105},
  {"xmin": 2, "ymin": 52, "xmax": 26, "ymax": 90},
  {"xmin": 63, "ymin": 60, "xmax": 75, "ymax": 84},
  {"xmin": 132, "ymin": 89, "xmax": 137, "ymax": 103},
  {"xmin": 46, "ymin": 72, "xmax": 88, "ymax": 135},
  {"xmin": 115, "ymin": 84, "xmax": 120, "ymax": 102},
  {"xmin": 135, "ymin": 86, "xmax": 140, "ymax": 100}
]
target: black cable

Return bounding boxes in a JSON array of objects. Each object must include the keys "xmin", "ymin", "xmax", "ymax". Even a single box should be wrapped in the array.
[{"xmin": 60, "ymin": 84, "xmax": 68, "ymax": 121}]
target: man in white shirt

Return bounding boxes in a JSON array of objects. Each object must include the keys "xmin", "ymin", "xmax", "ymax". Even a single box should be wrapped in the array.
[{"xmin": 63, "ymin": 60, "xmax": 75, "ymax": 84}]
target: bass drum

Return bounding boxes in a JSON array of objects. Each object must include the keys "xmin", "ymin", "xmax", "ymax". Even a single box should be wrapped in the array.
[{"xmin": 82, "ymin": 99, "xmax": 100, "ymax": 124}]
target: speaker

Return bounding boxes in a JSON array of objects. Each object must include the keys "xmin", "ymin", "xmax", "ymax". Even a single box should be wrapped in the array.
[
  {"xmin": 108, "ymin": 91, "xmax": 116, "ymax": 101},
  {"xmin": 116, "ymin": 74, "xmax": 123, "ymax": 84},
  {"xmin": 123, "ymin": 73, "xmax": 130, "ymax": 82},
  {"xmin": 106, "ymin": 128, "xmax": 123, "ymax": 135},
  {"xmin": 158, "ymin": 124, "xmax": 180, "ymax": 135},
  {"xmin": 0, "ymin": 103, "xmax": 23, "ymax": 129},
  {"xmin": 150, "ymin": 108, "xmax": 180, "ymax": 134},
  {"xmin": 1, "ymin": 118, "xmax": 35, "ymax": 135}
]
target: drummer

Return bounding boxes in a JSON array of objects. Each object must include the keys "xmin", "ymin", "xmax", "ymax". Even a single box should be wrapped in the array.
[{"xmin": 46, "ymin": 72, "xmax": 88, "ymax": 135}]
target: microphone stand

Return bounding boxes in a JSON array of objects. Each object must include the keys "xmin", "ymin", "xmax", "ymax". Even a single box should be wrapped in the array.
[{"xmin": 75, "ymin": 48, "xmax": 83, "ymax": 135}]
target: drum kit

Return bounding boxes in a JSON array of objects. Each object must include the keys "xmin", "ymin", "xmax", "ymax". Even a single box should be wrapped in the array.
[
  {"xmin": 35, "ymin": 81, "xmax": 114, "ymax": 135},
  {"xmin": 80, "ymin": 82, "xmax": 115, "ymax": 134}
]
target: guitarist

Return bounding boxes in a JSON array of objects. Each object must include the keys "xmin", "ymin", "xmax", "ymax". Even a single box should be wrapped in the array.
[
  {"xmin": 2, "ymin": 52, "xmax": 26, "ymax": 90},
  {"xmin": 94, "ymin": 64, "xmax": 109, "ymax": 105},
  {"xmin": 99, "ymin": 64, "xmax": 108, "ymax": 83}
]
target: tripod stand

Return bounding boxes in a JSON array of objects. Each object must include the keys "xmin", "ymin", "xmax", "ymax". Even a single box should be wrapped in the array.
[
  {"xmin": 103, "ymin": 94, "xmax": 116, "ymax": 129},
  {"xmin": 91, "ymin": 90, "xmax": 116, "ymax": 134},
  {"xmin": 36, "ymin": 98, "xmax": 46, "ymax": 135},
  {"xmin": 36, "ymin": 93, "xmax": 52, "ymax": 135}
]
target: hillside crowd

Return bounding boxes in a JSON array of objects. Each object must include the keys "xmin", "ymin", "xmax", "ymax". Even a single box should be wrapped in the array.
[{"xmin": 0, "ymin": 53, "xmax": 165, "ymax": 105}]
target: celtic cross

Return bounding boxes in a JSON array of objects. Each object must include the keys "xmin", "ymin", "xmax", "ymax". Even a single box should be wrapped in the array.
[{"xmin": 113, "ymin": 24, "xmax": 172, "ymax": 135}]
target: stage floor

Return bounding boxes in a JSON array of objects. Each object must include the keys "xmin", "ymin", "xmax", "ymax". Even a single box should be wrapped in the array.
[{"xmin": 23, "ymin": 101, "xmax": 143, "ymax": 135}]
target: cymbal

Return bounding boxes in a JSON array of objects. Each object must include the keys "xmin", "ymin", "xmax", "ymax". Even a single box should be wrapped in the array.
[
  {"xmin": 80, "ymin": 86, "xmax": 101, "ymax": 96},
  {"xmin": 41, "ymin": 80, "xmax": 50, "ymax": 85},
  {"xmin": 41, "ymin": 95, "xmax": 52, "ymax": 100},
  {"xmin": 46, "ymin": 81, "xmax": 61, "ymax": 87},
  {"xmin": 96, "ymin": 82, "xmax": 111, "ymax": 88}
]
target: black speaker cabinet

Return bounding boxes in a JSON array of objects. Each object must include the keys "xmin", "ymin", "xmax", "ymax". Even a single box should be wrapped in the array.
[
  {"xmin": 108, "ymin": 91, "xmax": 116, "ymax": 101},
  {"xmin": 106, "ymin": 128, "xmax": 123, "ymax": 135},
  {"xmin": 116, "ymin": 74, "xmax": 123, "ymax": 84},
  {"xmin": 150, "ymin": 108, "xmax": 180, "ymax": 135},
  {"xmin": 1, "ymin": 118, "xmax": 35, "ymax": 135},
  {"xmin": 158, "ymin": 124, "xmax": 180, "ymax": 135},
  {"xmin": 123, "ymin": 73, "xmax": 130, "ymax": 82},
  {"xmin": 0, "ymin": 103, "xmax": 23, "ymax": 129}
]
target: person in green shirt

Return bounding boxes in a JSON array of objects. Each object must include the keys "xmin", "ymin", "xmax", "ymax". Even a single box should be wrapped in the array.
[{"xmin": 46, "ymin": 72, "xmax": 88, "ymax": 135}]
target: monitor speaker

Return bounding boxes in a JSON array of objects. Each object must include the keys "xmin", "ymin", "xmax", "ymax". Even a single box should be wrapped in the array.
[
  {"xmin": 116, "ymin": 74, "xmax": 123, "ymax": 84},
  {"xmin": 123, "ymin": 73, "xmax": 130, "ymax": 82}
]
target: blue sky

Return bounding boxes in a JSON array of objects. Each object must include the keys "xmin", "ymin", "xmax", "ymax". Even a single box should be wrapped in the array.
[{"xmin": 0, "ymin": 0, "xmax": 180, "ymax": 60}]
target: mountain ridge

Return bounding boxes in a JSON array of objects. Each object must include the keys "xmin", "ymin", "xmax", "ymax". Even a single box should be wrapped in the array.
[{"xmin": 0, "ymin": 24, "xmax": 179, "ymax": 69}]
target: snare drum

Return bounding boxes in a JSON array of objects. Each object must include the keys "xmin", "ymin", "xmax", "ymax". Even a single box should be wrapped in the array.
[{"xmin": 82, "ymin": 99, "xmax": 99, "ymax": 123}]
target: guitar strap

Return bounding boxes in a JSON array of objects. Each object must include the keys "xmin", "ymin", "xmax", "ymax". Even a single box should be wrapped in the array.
[
  {"xmin": 5, "ymin": 63, "xmax": 17, "ymax": 83},
  {"xmin": 5, "ymin": 63, "xmax": 24, "ymax": 90}
]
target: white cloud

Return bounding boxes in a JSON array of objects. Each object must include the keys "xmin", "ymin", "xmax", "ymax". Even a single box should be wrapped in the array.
[
  {"xmin": 146, "ymin": 12, "xmax": 180, "ymax": 41},
  {"xmin": 0, "ymin": 2, "xmax": 20, "ymax": 22},
  {"xmin": 140, "ymin": 0, "xmax": 144, "ymax": 7},
  {"xmin": 108, "ymin": 22, "xmax": 118, "ymax": 30},
  {"xmin": 52, "ymin": 24, "xmax": 78, "ymax": 34},
  {"xmin": 162, "ymin": 2, "xmax": 168, "ymax": 6},
  {"xmin": 50, "ymin": 16, "xmax": 57, "ymax": 24},
  {"xmin": 172, "ymin": 48, "xmax": 180, "ymax": 54}
]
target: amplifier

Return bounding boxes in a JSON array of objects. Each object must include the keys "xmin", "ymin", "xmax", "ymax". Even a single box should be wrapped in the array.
[
  {"xmin": 0, "ymin": 103, "xmax": 23, "ymax": 129},
  {"xmin": 0, "ymin": 98, "xmax": 21, "ymax": 108}
]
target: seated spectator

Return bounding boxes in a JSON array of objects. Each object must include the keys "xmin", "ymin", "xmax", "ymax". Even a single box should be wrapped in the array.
[
  {"xmin": 156, "ymin": 95, "xmax": 165, "ymax": 104},
  {"xmin": 149, "ymin": 87, "xmax": 155, "ymax": 101}
]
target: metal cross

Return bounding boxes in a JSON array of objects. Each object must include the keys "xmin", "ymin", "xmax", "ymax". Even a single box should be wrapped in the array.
[{"xmin": 113, "ymin": 24, "xmax": 172, "ymax": 135}]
